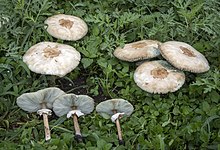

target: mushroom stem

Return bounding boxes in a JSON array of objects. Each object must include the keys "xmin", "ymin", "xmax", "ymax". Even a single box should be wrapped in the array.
[
  {"xmin": 42, "ymin": 114, "xmax": 51, "ymax": 141},
  {"xmin": 116, "ymin": 118, "xmax": 124, "ymax": 144},
  {"xmin": 41, "ymin": 103, "xmax": 51, "ymax": 141},
  {"xmin": 113, "ymin": 110, "xmax": 124, "ymax": 145},
  {"xmin": 73, "ymin": 114, "xmax": 83, "ymax": 142}
]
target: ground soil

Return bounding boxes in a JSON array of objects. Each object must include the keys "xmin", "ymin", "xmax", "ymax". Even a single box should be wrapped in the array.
[{"xmin": 56, "ymin": 75, "xmax": 110, "ymax": 104}]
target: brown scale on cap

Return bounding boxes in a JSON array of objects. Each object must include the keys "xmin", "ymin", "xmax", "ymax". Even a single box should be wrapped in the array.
[
  {"xmin": 180, "ymin": 46, "xmax": 196, "ymax": 57},
  {"xmin": 59, "ymin": 19, "xmax": 74, "ymax": 29},
  {"xmin": 151, "ymin": 68, "xmax": 169, "ymax": 79},
  {"xmin": 131, "ymin": 42, "xmax": 147, "ymax": 49},
  {"xmin": 43, "ymin": 46, "xmax": 61, "ymax": 58}
]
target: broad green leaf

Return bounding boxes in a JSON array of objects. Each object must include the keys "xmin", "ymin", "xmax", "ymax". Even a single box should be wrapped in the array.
[{"xmin": 81, "ymin": 58, "xmax": 93, "ymax": 68}]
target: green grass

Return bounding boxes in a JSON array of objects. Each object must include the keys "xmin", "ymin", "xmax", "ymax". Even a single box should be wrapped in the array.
[{"xmin": 0, "ymin": 0, "xmax": 220, "ymax": 149}]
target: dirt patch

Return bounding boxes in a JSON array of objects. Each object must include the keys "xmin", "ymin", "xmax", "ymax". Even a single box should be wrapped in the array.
[{"xmin": 56, "ymin": 75, "xmax": 110, "ymax": 103}]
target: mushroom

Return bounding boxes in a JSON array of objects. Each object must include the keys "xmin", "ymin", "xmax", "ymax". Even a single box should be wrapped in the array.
[
  {"xmin": 44, "ymin": 14, "xmax": 88, "ymax": 41},
  {"xmin": 134, "ymin": 60, "xmax": 185, "ymax": 94},
  {"xmin": 159, "ymin": 41, "xmax": 210, "ymax": 73},
  {"xmin": 96, "ymin": 99, "xmax": 134, "ymax": 145},
  {"xmin": 113, "ymin": 40, "xmax": 161, "ymax": 62},
  {"xmin": 16, "ymin": 87, "xmax": 65, "ymax": 141},
  {"xmin": 53, "ymin": 94, "xmax": 94, "ymax": 142},
  {"xmin": 23, "ymin": 41, "xmax": 81, "ymax": 77}
]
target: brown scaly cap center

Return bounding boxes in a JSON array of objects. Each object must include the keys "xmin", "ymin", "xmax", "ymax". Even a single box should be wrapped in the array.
[
  {"xmin": 43, "ymin": 46, "xmax": 61, "ymax": 58},
  {"xmin": 131, "ymin": 42, "xmax": 147, "ymax": 49},
  {"xmin": 59, "ymin": 19, "xmax": 74, "ymax": 29},
  {"xmin": 151, "ymin": 68, "xmax": 169, "ymax": 79},
  {"xmin": 179, "ymin": 46, "xmax": 196, "ymax": 57}
]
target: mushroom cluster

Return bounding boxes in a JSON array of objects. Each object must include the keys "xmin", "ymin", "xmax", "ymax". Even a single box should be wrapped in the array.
[
  {"xmin": 17, "ymin": 88, "xmax": 134, "ymax": 144},
  {"xmin": 17, "ymin": 13, "xmax": 136, "ymax": 144},
  {"xmin": 114, "ymin": 40, "xmax": 210, "ymax": 94},
  {"xmin": 17, "ymin": 13, "xmax": 93, "ymax": 141},
  {"xmin": 17, "ymin": 88, "xmax": 95, "ymax": 142},
  {"xmin": 23, "ymin": 14, "xmax": 89, "ymax": 77}
]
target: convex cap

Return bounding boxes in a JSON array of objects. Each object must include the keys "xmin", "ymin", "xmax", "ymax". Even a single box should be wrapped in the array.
[
  {"xmin": 17, "ymin": 87, "xmax": 65, "ymax": 112},
  {"xmin": 96, "ymin": 99, "xmax": 134, "ymax": 117},
  {"xmin": 159, "ymin": 41, "xmax": 210, "ymax": 73},
  {"xmin": 53, "ymin": 94, "xmax": 94, "ymax": 117},
  {"xmin": 113, "ymin": 40, "xmax": 161, "ymax": 62},
  {"xmin": 45, "ymin": 14, "xmax": 88, "ymax": 41},
  {"xmin": 134, "ymin": 60, "xmax": 185, "ymax": 94},
  {"xmin": 23, "ymin": 42, "xmax": 81, "ymax": 77}
]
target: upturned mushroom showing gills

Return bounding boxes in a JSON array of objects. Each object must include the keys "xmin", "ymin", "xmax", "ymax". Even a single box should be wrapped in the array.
[
  {"xmin": 159, "ymin": 41, "xmax": 210, "ymax": 73},
  {"xmin": 23, "ymin": 41, "xmax": 81, "ymax": 77},
  {"xmin": 44, "ymin": 14, "xmax": 88, "ymax": 41},
  {"xmin": 113, "ymin": 40, "xmax": 161, "ymax": 62},
  {"xmin": 16, "ymin": 87, "xmax": 65, "ymax": 141},
  {"xmin": 96, "ymin": 99, "xmax": 134, "ymax": 145},
  {"xmin": 53, "ymin": 94, "xmax": 94, "ymax": 142},
  {"xmin": 134, "ymin": 60, "xmax": 185, "ymax": 94}
]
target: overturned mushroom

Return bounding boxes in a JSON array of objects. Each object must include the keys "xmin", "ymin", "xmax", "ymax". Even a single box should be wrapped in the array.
[
  {"xmin": 23, "ymin": 41, "xmax": 81, "ymax": 77},
  {"xmin": 96, "ymin": 99, "xmax": 134, "ymax": 145},
  {"xmin": 113, "ymin": 40, "xmax": 161, "ymax": 62},
  {"xmin": 53, "ymin": 94, "xmax": 94, "ymax": 142},
  {"xmin": 159, "ymin": 41, "xmax": 210, "ymax": 73},
  {"xmin": 134, "ymin": 60, "xmax": 185, "ymax": 94},
  {"xmin": 45, "ymin": 14, "xmax": 88, "ymax": 41},
  {"xmin": 16, "ymin": 87, "xmax": 65, "ymax": 141}
]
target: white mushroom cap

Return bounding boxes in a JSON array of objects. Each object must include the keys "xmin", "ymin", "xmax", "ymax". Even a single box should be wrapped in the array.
[
  {"xmin": 23, "ymin": 41, "xmax": 81, "ymax": 77},
  {"xmin": 16, "ymin": 87, "xmax": 65, "ymax": 112},
  {"xmin": 53, "ymin": 94, "xmax": 94, "ymax": 117},
  {"xmin": 113, "ymin": 40, "xmax": 161, "ymax": 62},
  {"xmin": 134, "ymin": 60, "xmax": 185, "ymax": 94},
  {"xmin": 159, "ymin": 41, "xmax": 210, "ymax": 73},
  {"xmin": 96, "ymin": 99, "xmax": 134, "ymax": 117},
  {"xmin": 44, "ymin": 14, "xmax": 88, "ymax": 41}
]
